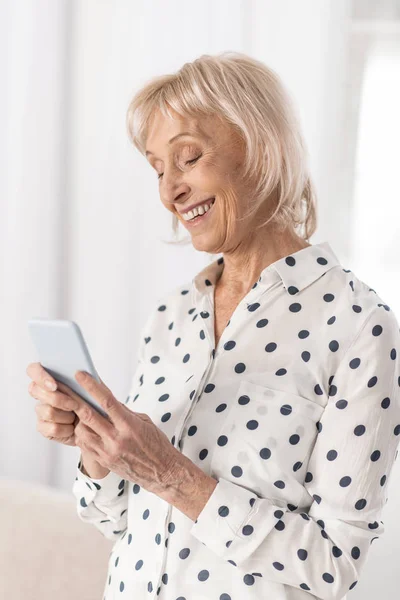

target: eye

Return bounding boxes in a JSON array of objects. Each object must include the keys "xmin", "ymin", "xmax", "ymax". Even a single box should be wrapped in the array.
[{"xmin": 157, "ymin": 154, "xmax": 202, "ymax": 180}]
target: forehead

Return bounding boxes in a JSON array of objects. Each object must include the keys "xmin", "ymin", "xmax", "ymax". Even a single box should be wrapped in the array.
[{"xmin": 146, "ymin": 109, "xmax": 230, "ymax": 149}]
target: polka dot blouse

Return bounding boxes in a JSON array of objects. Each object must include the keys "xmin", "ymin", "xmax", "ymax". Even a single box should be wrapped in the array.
[{"xmin": 72, "ymin": 241, "xmax": 400, "ymax": 600}]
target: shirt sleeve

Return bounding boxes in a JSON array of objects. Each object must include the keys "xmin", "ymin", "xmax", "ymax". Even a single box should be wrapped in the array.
[
  {"xmin": 71, "ymin": 304, "xmax": 158, "ymax": 541},
  {"xmin": 72, "ymin": 453, "xmax": 130, "ymax": 541},
  {"xmin": 190, "ymin": 305, "xmax": 400, "ymax": 599}
]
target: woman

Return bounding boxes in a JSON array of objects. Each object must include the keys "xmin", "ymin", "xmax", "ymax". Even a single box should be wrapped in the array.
[{"xmin": 27, "ymin": 52, "xmax": 400, "ymax": 600}]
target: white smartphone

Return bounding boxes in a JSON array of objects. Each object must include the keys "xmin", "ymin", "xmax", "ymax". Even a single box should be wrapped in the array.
[{"xmin": 28, "ymin": 318, "xmax": 109, "ymax": 419}]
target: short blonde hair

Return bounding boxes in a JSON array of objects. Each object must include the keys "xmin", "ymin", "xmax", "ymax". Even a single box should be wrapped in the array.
[{"xmin": 126, "ymin": 51, "xmax": 317, "ymax": 246}]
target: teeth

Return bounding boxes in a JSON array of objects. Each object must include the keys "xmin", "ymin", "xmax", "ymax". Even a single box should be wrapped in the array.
[{"xmin": 183, "ymin": 199, "xmax": 215, "ymax": 221}]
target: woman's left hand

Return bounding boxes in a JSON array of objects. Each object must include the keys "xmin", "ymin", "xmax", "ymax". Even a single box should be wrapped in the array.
[{"xmin": 70, "ymin": 370, "xmax": 180, "ymax": 494}]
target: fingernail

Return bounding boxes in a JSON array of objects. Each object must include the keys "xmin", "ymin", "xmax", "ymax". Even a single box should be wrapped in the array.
[{"xmin": 45, "ymin": 379, "xmax": 57, "ymax": 391}]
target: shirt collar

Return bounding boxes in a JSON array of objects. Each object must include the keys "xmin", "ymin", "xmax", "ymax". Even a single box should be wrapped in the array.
[{"xmin": 191, "ymin": 241, "xmax": 341, "ymax": 301}]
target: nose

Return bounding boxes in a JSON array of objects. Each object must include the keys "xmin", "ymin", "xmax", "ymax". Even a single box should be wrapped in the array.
[{"xmin": 161, "ymin": 171, "xmax": 191, "ymax": 209}]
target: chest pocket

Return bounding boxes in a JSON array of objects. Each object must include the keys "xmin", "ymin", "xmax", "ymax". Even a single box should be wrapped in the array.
[{"xmin": 210, "ymin": 380, "xmax": 325, "ymax": 506}]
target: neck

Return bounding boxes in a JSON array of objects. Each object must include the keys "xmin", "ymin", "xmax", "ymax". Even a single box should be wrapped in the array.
[{"xmin": 216, "ymin": 230, "xmax": 311, "ymax": 297}]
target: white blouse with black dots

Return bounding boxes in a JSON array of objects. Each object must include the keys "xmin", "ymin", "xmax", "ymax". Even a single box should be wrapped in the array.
[{"xmin": 72, "ymin": 241, "xmax": 400, "ymax": 600}]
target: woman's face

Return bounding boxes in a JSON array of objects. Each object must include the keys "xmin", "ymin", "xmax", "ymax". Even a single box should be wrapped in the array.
[{"xmin": 145, "ymin": 108, "xmax": 260, "ymax": 254}]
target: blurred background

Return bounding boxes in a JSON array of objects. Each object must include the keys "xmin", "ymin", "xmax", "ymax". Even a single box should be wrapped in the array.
[{"xmin": 1, "ymin": 0, "xmax": 399, "ymax": 597}]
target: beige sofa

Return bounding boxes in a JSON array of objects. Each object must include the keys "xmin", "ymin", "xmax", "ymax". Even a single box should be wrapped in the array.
[{"xmin": 0, "ymin": 477, "xmax": 113, "ymax": 600}]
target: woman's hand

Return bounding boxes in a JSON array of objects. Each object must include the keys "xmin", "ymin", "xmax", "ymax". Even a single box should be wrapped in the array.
[
  {"xmin": 26, "ymin": 362, "xmax": 113, "ymax": 478},
  {"xmin": 27, "ymin": 362, "xmax": 80, "ymax": 447},
  {"xmin": 71, "ymin": 370, "xmax": 180, "ymax": 495}
]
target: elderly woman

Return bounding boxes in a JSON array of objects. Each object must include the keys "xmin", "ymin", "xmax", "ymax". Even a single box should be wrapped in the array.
[{"xmin": 27, "ymin": 52, "xmax": 400, "ymax": 600}]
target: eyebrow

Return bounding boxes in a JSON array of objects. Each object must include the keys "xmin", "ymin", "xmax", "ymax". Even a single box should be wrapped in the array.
[{"xmin": 145, "ymin": 132, "xmax": 203, "ymax": 157}]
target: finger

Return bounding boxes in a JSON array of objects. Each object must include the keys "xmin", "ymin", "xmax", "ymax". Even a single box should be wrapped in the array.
[
  {"xmin": 35, "ymin": 403, "xmax": 76, "ymax": 424},
  {"xmin": 55, "ymin": 381, "xmax": 87, "ymax": 404},
  {"xmin": 26, "ymin": 362, "xmax": 58, "ymax": 391},
  {"xmin": 55, "ymin": 381, "xmax": 107, "ymax": 418},
  {"xmin": 37, "ymin": 419, "xmax": 75, "ymax": 440},
  {"xmin": 74, "ymin": 421, "xmax": 102, "ymax": 454},
  {"xmin": 29, "ymin": 382, "xmax": 79, "ymax": 412},
  {"xmin": 75, "ymin": 371, "xmax": 122, "ymax": 425}
]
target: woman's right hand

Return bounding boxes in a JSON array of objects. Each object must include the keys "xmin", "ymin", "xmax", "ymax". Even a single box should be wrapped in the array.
[{"xmin": 26, "ymin": 362, "xmax": 110, "ymax": 478}]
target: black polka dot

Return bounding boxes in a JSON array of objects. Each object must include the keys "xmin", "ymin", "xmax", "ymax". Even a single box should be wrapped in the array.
[
  {"xmin": 323, "ymin": 293, "xmax": 334, "ymax": 302},
  {"xmin": 299, "ymin": 330, "xmax": 310, "ymax": 339},
  {"xmin": 248, "ymin": 303, "xmax": 260, "ymax": 312},
  {"xmin": 327, "ymin": 449, "xmax": 338, "ymax": 460},
  {"xmin": 265, "ymin": 342, "xmax": 277, "ymax": 352},
  {"xmin": 256, "ymin": 319, "xmax": 269, "ymax": 327},
  {"xmin": 218, "ymin": 506, "xmax": 229, "ymax": 517},
  {"xmin": 238, "ymin": 394, "xmax": 250, "ymax": 405},
  {"xmin": 204, "ymin": 383, "xmax": 215, "ymax": 393},
  {"xmin": 339, "ymin": 476, "xmax": 352, "ymax": 487},
  {"xmin": 354, "ymin": 425, "xmax": 366, "ymax": 436},
  {"xmin": 298, "ymin": 549, "xmax": 308, "ymax": 560},
  {"xmin": 231, "ymin": 466, "xmax": 243, "ymax": 477},
  {"xmin": 260, "ymin": 447, "xmax": 271, "ymax": 459},
  {"xmin": 274, "ymin": 480, "xmax": 285, "ymax": 489},
  {"xmin": 349, "ymin": 357, "xmax": 361, "ymax": 368},
  {"xmin": 289, "ymin": 303, "xmax": 302, "ymax": 313},
  {"xmin": 224, "ymin": 341, "xmax": 236, "ymax": 350},
  {"xmin": 243, "ymin": 574, "xmax": 255, "ymax": 585},
  {"xmin": 372, "ymin": 325, "xmax": 383, "ymax": 336},
  {"xmin": 242, "ymin": 525, "xmax": 253, "ymax": 535}
]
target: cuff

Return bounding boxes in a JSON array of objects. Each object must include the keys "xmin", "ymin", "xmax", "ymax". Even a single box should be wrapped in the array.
[
  {"xmin": 189, "ymin": 476, "xmax": 281, "ymax": 566},
  {"xmin": 73, "ymin": 456, "xmax": 126, "ymax": 507}
]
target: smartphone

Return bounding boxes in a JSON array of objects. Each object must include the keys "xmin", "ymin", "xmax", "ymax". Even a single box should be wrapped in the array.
[{"xmin": 28, "ymin": 318, "xmax": 109, "ymax": 419}]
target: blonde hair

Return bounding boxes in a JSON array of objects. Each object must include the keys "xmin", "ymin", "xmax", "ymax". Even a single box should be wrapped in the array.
[{"xmin": 126, "ymin": 51, "xmax": 317, "ymax": 248}]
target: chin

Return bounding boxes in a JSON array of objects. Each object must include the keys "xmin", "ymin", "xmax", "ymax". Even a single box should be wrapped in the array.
[{"xmin": 190, "ymin": 235, "xmax": 220, "ymax": 254}]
